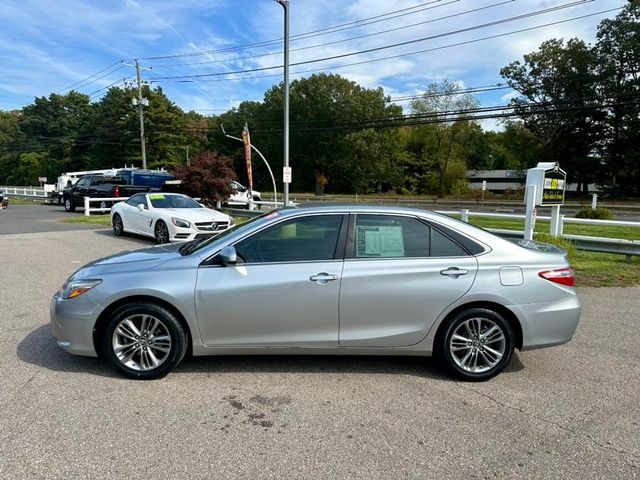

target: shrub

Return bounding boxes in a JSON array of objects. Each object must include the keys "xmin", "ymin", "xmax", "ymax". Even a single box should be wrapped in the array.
[
  {"xmin": 534, "ymin": 233, "xmax": 577, "ymax": 260},
  {"xmin": 174, "ymin": 151, "xmax": 236, "ymax": 203},
  {"xmin": 575, "ymin": 207, "xmax": 614, "ymax": 220}
]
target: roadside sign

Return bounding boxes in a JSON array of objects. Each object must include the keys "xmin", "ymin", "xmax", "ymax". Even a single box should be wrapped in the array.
[
  {"xmin": 39, "ymin": 177, "xmax": 47, "ymax": 183},
  {"xmin": 524, "ymin": 162, "xmax": 566, "ymax": 206},
  {"xmin": 482, "ymin": 180, "xmax": 487, "ymax": 191},
  {"xmin": 283, "ymin": 166, "xmax": 292, "ymax": 184}
]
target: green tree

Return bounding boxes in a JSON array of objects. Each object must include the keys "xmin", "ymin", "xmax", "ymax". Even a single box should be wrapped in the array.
[
  {"xmin": 500, "ymin": 38, "xmax": 602, "ymax": 193},
  {"xmin": 19, "ymin": 91, "xmax": 93, "ymax": 177},
  {"xmin": 485, "ymin": 121, "xmax": 543, "ymax": 170},
  {"xmin": 594, "ymin": 1, "xmax": 640, "ymax": 195},
  {"xmin": 407, "ymin": 80, "xmax": 480, "ymax": 196},
  {"xmin": 258, "ymin": 73, "xmax": 403, "ymax": 193}
]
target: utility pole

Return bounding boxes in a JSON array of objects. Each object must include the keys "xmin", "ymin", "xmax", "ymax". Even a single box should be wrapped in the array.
[
  {"xmin": 135, "ymin": 59, "xmax": 147, "ymax": 170},
  {"xmin": 186, "ymin": 145, "xmax": 190, "ymax": 166},
  {"xmin": 276, "ymin": 0, "xmax": 290, "ymax": 206}
]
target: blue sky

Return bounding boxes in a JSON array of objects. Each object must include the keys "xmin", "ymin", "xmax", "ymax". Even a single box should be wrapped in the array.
[{"xmin": 0, "ymin": 0, "xmax": 627, "ymax": 128}]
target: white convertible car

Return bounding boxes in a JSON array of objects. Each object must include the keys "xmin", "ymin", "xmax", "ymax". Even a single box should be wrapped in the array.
[{"xmin": 111, "ymin": 193, "xmax": 234, "ymax": 243}]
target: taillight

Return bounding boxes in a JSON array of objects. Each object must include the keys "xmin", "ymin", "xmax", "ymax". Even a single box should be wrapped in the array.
[
  {"xmin": 114, "ymin": 186, "xmax": 120, "ymax": 197},
  {"xmin": 539, "ymin": 267, "xmax": 575, "ymax": 287}
]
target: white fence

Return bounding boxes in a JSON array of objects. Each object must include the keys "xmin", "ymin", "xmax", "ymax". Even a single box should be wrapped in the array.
[
  {"xmin": 83, "ymin": 196, "xmax": 128, "ymax": 216},
  {"xmin": 435, "ymin": 209, "xmax": 640, "ymax": 260},
  {"xmin": 0, "ymin": 186, "xmax": 48, "ymax": 199}
]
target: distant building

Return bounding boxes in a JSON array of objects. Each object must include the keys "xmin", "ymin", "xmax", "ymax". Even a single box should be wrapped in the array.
[{"xmin": 466, "ymin": 170, "xmax": 600, "ymax": 193}]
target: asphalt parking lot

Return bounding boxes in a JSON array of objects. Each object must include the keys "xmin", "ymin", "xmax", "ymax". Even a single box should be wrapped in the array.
[
  {"xmin": 0, "ymin": 203, "xmax": 104, "ymax": 235},
  {"xmin": 0, "ymin": 221, "xmax": 638, "ymax": 478}
]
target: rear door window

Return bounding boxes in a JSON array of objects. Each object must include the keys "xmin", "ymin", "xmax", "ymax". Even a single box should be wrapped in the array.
[{"xmin": 352, "ymin": 215, "xmax": 468, "ymax": 258}]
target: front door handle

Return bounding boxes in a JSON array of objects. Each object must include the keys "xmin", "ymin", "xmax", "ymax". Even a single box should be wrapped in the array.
[
  {"xmin": 309, "ymin": 272, "xmax": 339, "ymax": 284},
  {"xmin": 440, "ymin": 267, "xmax": 468, "ymax": 277}
]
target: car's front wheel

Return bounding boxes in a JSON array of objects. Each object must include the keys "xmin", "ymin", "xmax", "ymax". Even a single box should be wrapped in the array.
[
  {"xmin": 437, "ymin": 308, "xmax": 514, "ymax": 381},
  {"xmin": 154, "ymin": 220, "xmax": 170, "ymax": 244},
  {"xmin": 112, "ymin": 213, "xmax": 124, "ymax": 236},
  {"xmin": 102, "ymin": 302, "xmax": 188, "ymax": 380}
]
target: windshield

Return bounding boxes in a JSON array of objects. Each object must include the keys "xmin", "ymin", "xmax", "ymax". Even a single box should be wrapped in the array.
[
  {"xmin": 181, "ymin": 210, "xmax": 281, "ymax": 255},
  {"xmin": 149, "ymin": 194, "xmax": 201, "ymax": 209}
]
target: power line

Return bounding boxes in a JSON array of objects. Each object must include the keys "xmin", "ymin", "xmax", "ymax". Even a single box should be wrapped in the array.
[
  {"xmin": 146, "ymin": 5, "xmax": 621, "ymax": 89},
  {"xmin": 55, "ymin": 61, "xmax": 124, "ymax": 93},
  {"xmin": 149, "ymin": 0, "xmax": 502, "ymax": 68},
  {"xmin": 148, "ymin": 1, "xmax": 602, "ymax": 81},
  {"xmin": 88, "ymin": 75, "xmax": 137, "ymax": 99},
  {"xmin": 140, "ymin": 0, "xmax": 450, "ymax": 61}
]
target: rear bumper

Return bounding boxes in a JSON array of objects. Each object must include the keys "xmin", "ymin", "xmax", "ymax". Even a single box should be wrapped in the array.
[
  {"xmin": 50, "ymin": 293, "xmax": 101, "ymax": 357},
  {"xmin": 509, "ymin": 291, "xmax": 582, "ymax": 351}
]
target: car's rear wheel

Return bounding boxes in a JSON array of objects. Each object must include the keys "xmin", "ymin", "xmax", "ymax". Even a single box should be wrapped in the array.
[
  {"xmin": 102, "ymin": 302, "xmax": 187, "ymax": 380},
  {"xmin": 112, "ymin": 213, "xmax": 124, "ymax": 236},
  {"xmin": 64, "ymin": 197, "xmax": 75, "ymax": 212},
  {"xmin": 437, "ymin": 308, "xmax": 514, "ymax": 381},
  {"xmin": 155, "ymin": 220, "xmax": 170, "ymax": 244}
]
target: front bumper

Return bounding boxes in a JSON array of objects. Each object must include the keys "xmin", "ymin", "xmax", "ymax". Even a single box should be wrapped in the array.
[
  {"xmin": 171, "ymin": 225, "xmax": 231, "ymax": 242},
  {"xmin": 50, "ymin": 293, "xmax": 101, "ymax": 357},
  {"xmin": 510, "ymin": 291, "xmax": 582, "ymax": 351}
]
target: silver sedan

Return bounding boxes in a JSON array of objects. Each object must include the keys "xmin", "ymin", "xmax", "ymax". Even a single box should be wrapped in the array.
[{"xmin": 51, "ymin": 205, "xmax": 581, "ymax": 381}]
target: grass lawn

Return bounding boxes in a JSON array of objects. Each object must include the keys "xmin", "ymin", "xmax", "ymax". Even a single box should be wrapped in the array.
[
  {"xmin": 459, "ymin": 216, "xmax": 640, "ymax": 287},
  {"xmin": 60, "ymin": 215, "xmax": 111, "ymax": 225},
  {"xmin": 462, "ymin": 216, "xmax": 639, "ymax": 241},
  {"xmin": 571, "ymin": 250, "xmax": 640, "ymax": 287}
]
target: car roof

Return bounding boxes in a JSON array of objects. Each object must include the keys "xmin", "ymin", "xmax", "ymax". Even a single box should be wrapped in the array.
[{"xmin": 277, "ymin": 204, "xmax": 443, "ymax": 217}]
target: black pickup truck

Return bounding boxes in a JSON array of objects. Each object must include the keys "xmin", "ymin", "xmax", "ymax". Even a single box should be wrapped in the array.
[{"xmin": 63, "ymin": 174, "xmax": 149, "ymax": 212}]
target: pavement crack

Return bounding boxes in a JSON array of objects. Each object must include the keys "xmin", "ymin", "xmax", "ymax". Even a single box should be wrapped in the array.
[{"xmin": 456, "ymin": 383, "xmax": 640, "ymax": 463}]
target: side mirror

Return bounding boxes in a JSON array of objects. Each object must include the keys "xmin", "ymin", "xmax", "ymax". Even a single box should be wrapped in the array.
[
  {"xmin": 137, "ymin": 204, "xmax": 145, "ymax": 211},
  {"xmin": 218, "ymin": 246, "xmax": 237, "ymax": 265}
]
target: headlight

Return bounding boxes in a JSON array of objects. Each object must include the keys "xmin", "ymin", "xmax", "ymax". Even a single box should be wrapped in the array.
[
  {"xmin": 59, "ymin": 279, "xmax": 102, "ymax": 299},
  {"xmin": 171, "ymin": 217, "xmax": 191, "ymax": 228},
  {"xmin": 229, "ymin": 217, "xmax": 235, "ymax": 226}
]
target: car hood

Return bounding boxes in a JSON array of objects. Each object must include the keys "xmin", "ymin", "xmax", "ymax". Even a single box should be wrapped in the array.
[
  {"xmin": 160, "ymin": 208, "xmax": 230, "ymax": 222},
  {"xmin": 72, "ymin": 243, "xmax": 182, "ymax": 278}
]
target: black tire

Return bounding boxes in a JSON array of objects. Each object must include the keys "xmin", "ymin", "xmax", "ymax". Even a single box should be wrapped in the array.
[
  {"xmin": 102, "ymin": 302, "xmax": 188, "ymax": 380},
  {"xmin": 154, "ymin": 220, "xmax": 170, "ymax": 244},
  {"xmin": 64, "ymin": 196, "xmax": 75, "ymax": 212},
  {"xmin": 436, "ymin": 308, "xmax": 514, "ymax": 382},
  {"xmin": 112, "ymin": 213, "xmax": 124, "ymax": 236}
]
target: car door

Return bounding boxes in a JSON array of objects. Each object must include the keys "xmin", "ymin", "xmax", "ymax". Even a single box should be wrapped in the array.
[
  {"xmin": 72, "ymin": 177, "xmax": 89, "ymax": 204},
  {"xmin": 339, "ymin": 214, "xmax": 478, "ymax": 347},
  {"xmin": 128, "ymin": 194, "xmax": 153, "ymax": 235},
  {"xmin": 195, "ymin": 213, "xmax": 347, "ymax": 347},
  {"xmin": 118, "ymin": 194, "xmax": 143, "ymax": 234}
]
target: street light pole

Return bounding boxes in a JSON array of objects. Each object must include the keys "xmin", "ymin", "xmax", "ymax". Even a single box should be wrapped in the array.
[
  {"xmin": 221, "ymin": 124, "xmax": 278, "ymax": 206},
  {"xmin": 276, "ymin": 0, "xmax": 290, "ymax": 206}
]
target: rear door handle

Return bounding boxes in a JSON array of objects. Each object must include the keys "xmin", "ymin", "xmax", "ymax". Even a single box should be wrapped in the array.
[
  {"xmin": 309, "ymin": 272, "xmax": 339, "ymax": 284},
  {"xmin": 440, "ymin": 267, "xmax": 468, "ymax": 277}
]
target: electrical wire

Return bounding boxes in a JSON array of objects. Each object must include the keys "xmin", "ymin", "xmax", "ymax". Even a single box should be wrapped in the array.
[
  {"xmin": 140, "ymin": 0, "xmax": 449, "ymax": 60},
  {"xmin": 148, "ymin": 1, "xmax": 597, "ymax": 81},
  {"xmin": 55, "ymin": 61, "xmax": 124, "ymax": 93}
]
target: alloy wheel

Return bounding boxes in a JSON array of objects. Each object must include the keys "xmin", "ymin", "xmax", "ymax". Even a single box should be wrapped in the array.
[
  {"xmin": 111, "ymin": 314, "xmax": 172, "ymax": 371},
  {"xmin": 155, "ymin": 222, "xmax": 169, "ymax": 243},
  {"xmin": 449, "ymin": 317, "xmax": 506, "ymax": 374},
  {"xmin": 112, "ymin": 214, "xmax": 123, "ymax": 235}
]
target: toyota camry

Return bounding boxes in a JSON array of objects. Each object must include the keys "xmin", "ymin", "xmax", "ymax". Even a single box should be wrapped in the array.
[{"xmin": 52, "ymin": 205, "xmax": 581, "ymax": 381}]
